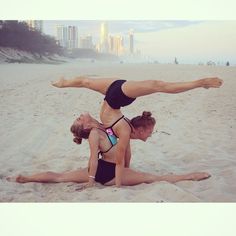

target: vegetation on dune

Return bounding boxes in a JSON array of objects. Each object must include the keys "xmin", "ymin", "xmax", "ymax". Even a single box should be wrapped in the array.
[{"xmin": 0, "ymin": 20, "xmax": 63, "ymax": 55}]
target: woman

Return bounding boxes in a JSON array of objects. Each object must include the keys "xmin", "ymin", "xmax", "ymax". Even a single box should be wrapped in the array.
[
  {"xmin": 9, "ymin": 112, "xmax": 210, "ymax": 186},
  {"xmin": 52, "ymin": 76, "xmax": 222, "ymax": 186}
]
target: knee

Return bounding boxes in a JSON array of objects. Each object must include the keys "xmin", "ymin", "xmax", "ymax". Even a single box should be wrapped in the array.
[
  {"xmin": 142, "ymin": 172, "xmax": 157, "ymax": 183},
  {"xmin": 152, "ymin": 80, "xmax": 165, "ymax": 89}
]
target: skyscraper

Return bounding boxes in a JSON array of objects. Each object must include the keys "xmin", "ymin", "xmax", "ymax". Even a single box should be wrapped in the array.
[
  {"xmin": 68, "ymin": 26, "xmax": 78, "ymax": 49},
  {"xmin": 25, "ymin": 20, "xmax": 43, "ymax": 32},
  {"xmin": 55, "ymin": 25, "xmax": 78, "ymax": 49},
  {"xmin": 110, "ymin": 35, "xmax": 124, "ymax": 56},
  {"xmin": 80, "ymin": 35, "xmax": 93, "ymax": 49},
  {"xmin": 129, "ymin": 30, "xmax": 134, "ymax": 54},
  {"xmin": 56, "ymin": 25, "xmax": 68, "ymax": 48},
  {"xmin": 100, "ymin": 22, "xmax": 109, "ymax": 53}
]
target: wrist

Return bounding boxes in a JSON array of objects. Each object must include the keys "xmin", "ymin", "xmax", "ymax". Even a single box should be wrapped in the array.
[{"xmin": 88, "ymin": 175, "xmax": 95, "ymax": 183}]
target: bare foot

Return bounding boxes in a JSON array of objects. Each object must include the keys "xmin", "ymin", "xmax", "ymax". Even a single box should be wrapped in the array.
[
  {"xmin": 6, "ymin": 176, "xmax": 16, "ymax": 182},
  {"xmin": 187, "ymin": 172, "xmax": 211, "ymax": 181},
  {"xmin": 7, "ymin": 175, "xmax": 29, "ymax": 183},
  {"xmin": 201, "ymin": 77, "xmax": 223, "ymax": 89},
  {"xmin": 16, "ymin": 175, "xmax": 30, "ymax": 183},
  {"xmin": 51, "ymin": 77, "xmax": 66, "ymax": 88}
]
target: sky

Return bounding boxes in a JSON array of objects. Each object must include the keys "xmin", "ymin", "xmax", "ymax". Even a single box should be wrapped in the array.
[{"xmin": 43, "ymin": 20, "xmax": 236, "ymax": 64}]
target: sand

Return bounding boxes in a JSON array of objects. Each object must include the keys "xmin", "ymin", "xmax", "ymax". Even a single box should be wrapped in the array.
[{"xmin": 0, "ymin": 60, "xmax": 235, "ymax": 202}]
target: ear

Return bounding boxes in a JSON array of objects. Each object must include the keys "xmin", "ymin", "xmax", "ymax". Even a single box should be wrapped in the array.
[
  {"xmin": 138, "ymin": 127, "xmax": 144, "ymax": 134},
  {"xmin": 83, "ymin": 123, "xmax": 91, "ymax": 129}
]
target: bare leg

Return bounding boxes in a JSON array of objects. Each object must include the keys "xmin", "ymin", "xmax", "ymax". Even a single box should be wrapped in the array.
[
  {"xmin": 52, "ymin": 76, "xmax": 117, "ymax": 95},
  {"xmin": 7, "ymin": 168, "xmax": 89, "ymax": 184},
  {"xmin": 105, "ymin": 168, "xmax": 211, "ymax": 186},
  {"xmin": 52, "ymin": 76, "xmax": 223, "ymax": 98},
  {"xmin": 122, "ymin": 77, "xmax": 223, "ymax": 98}
]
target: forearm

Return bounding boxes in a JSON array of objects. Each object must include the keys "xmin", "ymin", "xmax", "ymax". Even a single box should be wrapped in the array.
[
  {"xmin": 115, "ymin": 164, "xmax": 123, "ymax": 187},
  {"xmin": 88, "ymin": 159, "xmax": 98, "ymax": 183},
  {"xmin": 124, "ymin": 156, "xmax": 131, "ymax": 168},
  {"xmin": 115, "ymin": 150, "xmax": 125, "ymax": 187}
]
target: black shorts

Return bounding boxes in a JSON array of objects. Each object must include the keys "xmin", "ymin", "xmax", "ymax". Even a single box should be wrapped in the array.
[
  {"xmin": 104, "ymin": 80, "xmax": 136, "ymax": 109},
  {"xmin": 95, "ymin": 159, "xmax": 116, "ymax": 185}
]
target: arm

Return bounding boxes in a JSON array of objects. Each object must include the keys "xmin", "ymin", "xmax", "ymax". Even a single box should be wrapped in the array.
[
  {"xmin": 87, "ymin": 130, "xmax": 99, "ymax": 186},
  {"xmin": 155, "ymin": 77, "xmax": 223, "ymax": 93},
  {"xmin": 124, "ymin": 142, "xmax": 131, "ymax": 168},
  {"xmin": 114, "ymin": 129, "xmax": 131, "ymax": 187}
]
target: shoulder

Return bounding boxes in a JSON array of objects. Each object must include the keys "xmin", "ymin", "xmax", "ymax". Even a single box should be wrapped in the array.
[
  {"xmin": 88, "ymin": 128, "xmax": 101, "ymax": 143},
  {"xmin": 115, "ymin": 119, "xmax": 132, "ymax": 135}
]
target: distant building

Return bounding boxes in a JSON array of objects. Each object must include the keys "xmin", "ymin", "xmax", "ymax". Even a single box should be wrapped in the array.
[
  {"xmin": 68, "ymin": 26, "xmax": 78, "ymax": 49},
  {"xmin": 80, "ymin": 35, "xmax": 93, "ymax": 49},
  {"xmin": 56, "ymin": 25, "xmax": 68, "ymax": 48},
  {"xmin": 129, "ymin": 31, "xmax": 134, "ymax": 54},
  {"xmin": 25, "ymin": 20, "xmax": 43, "ymax": 32},
  {"xmin": 109, "ymin": 36, "xmax": 114, "ymax": 52},
  {"xmin": 100, "ymin": 22, "xmax": 109, "ymax": 53},
  {"xmin": 56, "ymin": 25, "xmax": 78, "ymax": 49},
  {"xmin": 109, "ymin": 35, "xmax": 124, "ymax": 56}
]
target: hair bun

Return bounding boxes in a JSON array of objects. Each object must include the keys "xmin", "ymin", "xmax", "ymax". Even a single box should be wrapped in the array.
[
  {"xmin": 142, "ymin": 111, "xmax": 152, "ymax": 118},
  {"xmin": 73, "ymin": 137, "xmax": 82, "ymax": 145}
]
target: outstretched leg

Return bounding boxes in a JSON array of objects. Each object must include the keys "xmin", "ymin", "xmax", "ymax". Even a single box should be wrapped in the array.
[
  {"xmin": 105, "ymin": 168, "xmax": 210, "ymax": 186},
  {"xmin": 52, "ymin": 76, "xmax": 223, "ymax": 98},
  {"xmin": 52, "ymin": 76, "xmax": 118, "ymax": 95},
  {"xmin": 122, "ymin": 77, "xmax": 223, "ymax": 98},
  {"xmin": 7, "ymin": 168, "xmax": 88, "ymax": 183}
]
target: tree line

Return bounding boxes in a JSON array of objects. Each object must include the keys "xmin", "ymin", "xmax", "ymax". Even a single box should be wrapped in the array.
[{"xmin": 0, "ymin": 20, "xmax": 63, "ymax": 55}]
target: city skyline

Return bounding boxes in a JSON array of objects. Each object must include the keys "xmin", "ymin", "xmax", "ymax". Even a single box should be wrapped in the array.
[{"xmin": 42, "ymin": 20, "xmax": 236, "ymax": 64}]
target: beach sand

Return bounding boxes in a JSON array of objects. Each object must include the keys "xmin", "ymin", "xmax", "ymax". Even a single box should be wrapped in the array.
[{"xmin": 0, "ymin": 61, "xmax": 235, "ymax": 202}]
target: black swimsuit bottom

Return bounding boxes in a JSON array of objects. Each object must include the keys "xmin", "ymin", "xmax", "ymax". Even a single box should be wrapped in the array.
[
  {"xmin": 104, "ymin": 80, "xmax": 136, "ymax": 109},
  {"xmin": 95, "ymin": 159, "xmax": 116, "ymax": 185}
]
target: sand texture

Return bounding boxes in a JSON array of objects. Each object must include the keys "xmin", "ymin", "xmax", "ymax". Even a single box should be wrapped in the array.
[{"xmin": 0, "ymin": 61, "xmax": 235, "ymax": 202}]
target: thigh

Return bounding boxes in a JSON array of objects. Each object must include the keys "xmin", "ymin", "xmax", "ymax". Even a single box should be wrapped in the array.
[
  {"xmin": 104, "ymin": 168, "xmax": 151, "ymax": 186},
  {"xmin": 122, "ymin": 80, "xmax": 159, "ymax": 98},
  {"xmin": 87, "ymin": 78, "xmax": 117, "ymax": 95},
  {"xmin": 58, "ymin": 168, "xmax": 89, "ymax": 183}
]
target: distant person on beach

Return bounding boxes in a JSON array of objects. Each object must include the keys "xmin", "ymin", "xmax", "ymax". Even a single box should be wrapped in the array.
[
  {"xmin": 52, "ymin": 75, "xmax": 223, "ymax": 187},
  {"xmin": 8, "ymin": 112, "xmax": 210, "ymax": 187}
]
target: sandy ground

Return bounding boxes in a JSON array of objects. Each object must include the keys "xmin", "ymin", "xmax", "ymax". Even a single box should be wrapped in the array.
[{"xmin": 0, "ymin": 60, "xmax": 235, "ymax": 202}]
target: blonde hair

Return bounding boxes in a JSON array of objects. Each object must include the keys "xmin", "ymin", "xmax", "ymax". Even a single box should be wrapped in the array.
[{"xmin": 70, "ymin": 123, "xmax": 91, "ymax": 145}]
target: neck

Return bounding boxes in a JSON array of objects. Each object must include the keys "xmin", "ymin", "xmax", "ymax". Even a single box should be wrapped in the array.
[{"xmin": 90, "ymin": 119, "xmax": 103, "ymax": 129}]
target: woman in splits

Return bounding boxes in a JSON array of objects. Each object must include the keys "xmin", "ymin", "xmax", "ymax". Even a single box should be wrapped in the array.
[
  {"xmin": 52, "ymin": 76, "xmax": 222, "ymax": 186},
  {"xmin": 9, "ymin": 112, "xmax": 210, "ymax": 187}
]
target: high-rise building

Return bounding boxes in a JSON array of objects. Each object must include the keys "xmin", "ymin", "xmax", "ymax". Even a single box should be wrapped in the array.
[
  {"xmin": 25, "ymin": 20, "xmax": 43, "ymax": 32},
  {"xmin": 68, "ymin": 26, "xmax": 78, "ymax": 49},
  {"xmin": 109, "ymin": 36, "xmax": 114, "ymax": 52},
  {"xmin": 129, "ymin": 31, "xmax": 134, "ymax": 54},
  {"xmin": 56, "ymin": 25, "xmax": 68, "ymax": 48},
  {"xmin": 55, "ymin": 25, "xmax": 78, "ymax": 49},
  {"xmin": 100, "ymin": 22, "xmax": 109, "ymax": 53},
  {"xmin": 110, "ymin": 35, "xmax": 124, "ymax": 56},
  {"xmin": 80, "ymin": 35, "xmax": 93, "ymax": 49}
]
